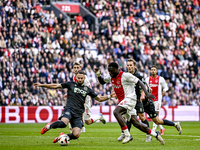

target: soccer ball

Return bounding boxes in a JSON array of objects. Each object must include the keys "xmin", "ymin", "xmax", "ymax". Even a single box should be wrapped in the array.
[{"xmin": 58, "ymin": 135, "xmax": 70, "ymax": 146}]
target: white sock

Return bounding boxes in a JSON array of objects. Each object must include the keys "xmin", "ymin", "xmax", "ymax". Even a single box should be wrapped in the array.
[
  {"xmin": 152, "ymin": 122, "xmax": 157, "ymax": 132},
  {"xmin": 68, "ymin": 122, "xmax": 72, "ymax": 130},
  {"xmin": 123, "ymin": 129, "xmax": 130, "ymax": 136},
  {"xmin": 159, "ymin": 125, "xmax": 164, "ymax": 130},
  {"xmin": 46, "ymin": 124, "xmax": 51, "ymax": 130},
  {"xmin": 150, "ymin": 130, "xmax": 157, "ymax": 137}
]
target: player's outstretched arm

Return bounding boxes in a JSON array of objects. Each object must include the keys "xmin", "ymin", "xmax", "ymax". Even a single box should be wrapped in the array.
[
  {"xmin": 94, "ymin": 92, "xmax": 115, "ymax": 102},
  {"xmin": 33, "ymin": 83, "xmax": 62, "ymax": 89},
  {"xmin": 137, "ymin": 80, "xmax": 155, "ymax": 100}
]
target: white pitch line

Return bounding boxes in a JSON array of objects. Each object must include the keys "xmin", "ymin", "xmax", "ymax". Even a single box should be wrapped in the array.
[{"xmin": 130, "ymin": 134, "xmax": 200, "ymax": 138}]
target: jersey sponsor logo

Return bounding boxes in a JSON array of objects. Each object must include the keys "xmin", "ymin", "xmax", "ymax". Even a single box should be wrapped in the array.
[
  {"xmin": 74, "ymin": 87, "xmax": 87, "ymax": 97},
  {"xmin": 84, "ymin": 87, "xmax": 88, "ymax": 91},
  {"xmin": 112, "ymin": 84, "xmax": 122, "ymax": 89},
  {"xmin": 149, "ymin": 84, "xmax": 158, "ymax": 87},
  {"xmin": 65, "ymin": 112, "xmax": 70, "ymax": 115}
]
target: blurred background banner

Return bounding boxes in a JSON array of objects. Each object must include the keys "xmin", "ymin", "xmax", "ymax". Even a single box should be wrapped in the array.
[{"xmin": 0, "ymin": 106, "xmax": 200, "ymax": 123}]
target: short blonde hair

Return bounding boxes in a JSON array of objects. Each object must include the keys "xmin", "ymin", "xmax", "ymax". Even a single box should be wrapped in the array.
[{"xmin": 127, "ymin": 58, "xmax": 136, "ymax": 65}]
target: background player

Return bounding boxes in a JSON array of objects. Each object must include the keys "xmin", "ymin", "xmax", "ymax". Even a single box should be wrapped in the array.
[
  {"xmin": 33, "ymin": 70, "xmax": 113, "ymax": 143},
  {"xmin": 145, "ymin": 65, "xmax": 168, "ymax": 135},
  {"xmin": 95, "ymin": 62, "xmax": 165, "ymax": 145}
]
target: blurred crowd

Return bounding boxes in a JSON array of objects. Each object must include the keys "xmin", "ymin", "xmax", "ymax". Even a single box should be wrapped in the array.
[{"xmin": 0, "ymin": 0, "xmax": 200, "ymax": 107}]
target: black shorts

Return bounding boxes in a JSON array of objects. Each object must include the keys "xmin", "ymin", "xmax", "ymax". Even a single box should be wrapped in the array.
[
  {"xmin": 143, "ymin": 100, "xmax": 158, "ymax": 119},
  {"xmin": 58, "ymin": 107, "xmax": 83, "ymax": 129},
  {"xmin": 135, "ymin": 100, "xmax": 144, "ymax": 114}
]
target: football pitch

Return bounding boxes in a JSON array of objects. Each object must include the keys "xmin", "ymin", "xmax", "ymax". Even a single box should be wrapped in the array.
[{"xmin": 0, "ymin": 122, "xmax": 200, "ymax": 150}]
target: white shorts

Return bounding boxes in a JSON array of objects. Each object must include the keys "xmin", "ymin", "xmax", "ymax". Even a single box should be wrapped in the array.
[
  {"xmin": 118, "ymin": 96, "xmax": 137, "ymax": 121},
  {"xmin": 83, "ymin": 100, "xmax": 91, "ymax": 120},
  {"xmin": 153, "ymin": 101, "xmax": 161, "ymax": 112}
]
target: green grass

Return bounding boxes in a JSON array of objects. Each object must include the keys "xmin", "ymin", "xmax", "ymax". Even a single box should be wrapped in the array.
[{"xmin": 0, "ymin": 122, "xmax": 200, "ymax": 150}]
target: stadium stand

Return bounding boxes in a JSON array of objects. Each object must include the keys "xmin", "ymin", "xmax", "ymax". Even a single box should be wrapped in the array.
[{"xmin": 0, "ymin": 0, "xmax": 200, "ymax": 107}]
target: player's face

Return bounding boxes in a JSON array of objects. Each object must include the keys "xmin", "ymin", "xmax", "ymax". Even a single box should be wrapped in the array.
[
  {"xmin": 108, "ymin": 67, "xmax": 119, "ymax": 78},
  {"xmin": 76, "ymin": 74, "xmax": 85, "ymax": 85},
  {"xmin": 150, "ymin": 67, "xmax": 157, "ymax": 76},
  {"xmin": 73, "ymin": 65, "xmax": 81, "ymax": 75},
  {"xmin": 126, "ymin": 61, "xmax": 135, "ymax": 74}
]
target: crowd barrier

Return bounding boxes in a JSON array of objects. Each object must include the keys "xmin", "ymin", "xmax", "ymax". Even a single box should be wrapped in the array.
[{"xmin": 0, "ymin": 106, "xmax": 199, "ymax": 123}]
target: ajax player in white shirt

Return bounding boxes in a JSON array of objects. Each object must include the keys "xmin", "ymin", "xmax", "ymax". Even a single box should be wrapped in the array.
[
  {"xmin": 95, "ymin": 62, "xmax": 165, "ymax": 145},
  {"xmin": 67, "ymin": 62, "xmax": 106, "ymax": 133}
]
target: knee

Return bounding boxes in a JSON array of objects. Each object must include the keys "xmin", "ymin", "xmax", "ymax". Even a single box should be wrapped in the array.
[
  {"xmin": 73, "ymin": 133, "xmax": 80, "ymax": 139},
  {"xmin": 85, "ymin": 120, "xmax": 90, "ymax": 125},
  {"xmin": 72, "ymin": 130, "xmax": 81, "ymax": 139},
  {"xmin": 60, "ymin": 118, "xmax": 68, "ymax": 126},
  {"xmin": 152, "ymin": 118, "xmax": 159, "ymax": 124}
]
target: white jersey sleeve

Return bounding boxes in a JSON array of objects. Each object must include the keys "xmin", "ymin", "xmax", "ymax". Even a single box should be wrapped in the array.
[
  {"xmin": 160, "ymin": 77, "xmax": 168, "ymax": 92},
  {"xmin": 145, "ymin": 77, "xmax": 150, "ymax": 86},
  {"xmin": 83, "ymin": 75, "xmax": 91, "ymax": 87},
  {"xmin": 84, "ymin": 75, "xmax": 91, "ymax": 103},
  {"xmin": 123, "ymin": 72, "xmax": 139, "ymax": 84}
]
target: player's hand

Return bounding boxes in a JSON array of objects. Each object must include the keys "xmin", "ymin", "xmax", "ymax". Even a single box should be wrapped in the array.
[
  {"xmin": 162, "ymin": 91, "xmax": 166, "ymax": 96},
  {"xmin": 94, "ymin": 68, "xmax": 101, "ymax": 77},
  {"xmin": 64, "ymin": 94, "xmax": 68, "ymax": 98},
  {"xmin": 111, "ymin": 91, "xmax": 117, "ymax": 98},
  {"xmin": 149, "ymin": 87, "xmax": 152, "ymax": 93},
  {"xmin": 146, "ymin": 92, "xmax": 155, "ymax": 100},
  {"xmin": 33, "ymin": 83, "xmax": 41, "ymax": 87}
]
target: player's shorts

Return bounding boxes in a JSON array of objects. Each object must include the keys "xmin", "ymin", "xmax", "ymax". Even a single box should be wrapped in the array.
[
  {"xmin": 83, "ymin": 100, "xmax": 91, "ymax": 120},
  {"xmin": 135, "ymin": 100, "xmax": 144, "ymax": 114},
  {"xmin": 58, "ymin": 107, "xmax": 83, "ymax": 129},
  {"xmin": 118, "ymin": 96, "xmax": 137, "ymax": 121},
  {"xmin": 153, "ymin": 100, "xmax": 161, "ymax": 112},
  {"xmin": 143, "ymin": 100, "xmax": 158, "ymax": 119}
]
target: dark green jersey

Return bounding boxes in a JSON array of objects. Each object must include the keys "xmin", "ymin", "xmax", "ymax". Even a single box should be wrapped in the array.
[{"xmin": 61, "ymin": 81, "xmax": 98, "ymax": 115}]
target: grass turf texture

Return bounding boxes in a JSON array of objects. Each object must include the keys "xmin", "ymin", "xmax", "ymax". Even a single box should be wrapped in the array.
[{"xmin": 0, "ymin": 122, "xmax": 200, "ymax": 150}]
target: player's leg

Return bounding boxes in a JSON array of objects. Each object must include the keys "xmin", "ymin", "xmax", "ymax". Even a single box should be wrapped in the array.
[
  {"xmin": 41, "ymin": 117, "xmax": 69, "ymax": 134},
  {"xmin": 41, "ymin": 108, "xmax": 70, "ymax": 134},
  {"xmin": 81, "ymin": 115, "xmax": 86, "ymax": 132},
  {"xmin": 130, "ymin": 115, "xmax": 164, "ymax": 145},
  {"xmin": 152, "ymin": 101, "xmax": 161, "ymax": 132},
  {"xmin": 155, "ymin": 111, "xmax": 165, "ymax": 135},
  {"xmin": 143, "ymin": 100, "xmax": 160, "ymax": 142},
  {"xmin": 67, "ymin": 116, "xmax": 83, "ymax": 140},
  {"xmin": 53, "ymin": 115, "xmax": 83, "ymax": 143},
  {"xmin": 118, "ymin": 116, "xmax": 132, "ymax": 142},
  {"xmin": 138, "ymin": 112, "xmax": 151, "ymax": 142},
  {"xmin": 84, "ymin": 102, "xmax": 106, "ymax": 125},
  {"xmin": 113, "ymin": 106, "xmax": 132, "ymax": 144},
  {"xmin": 152, "ymin": 116, "xmax": 182, "ymax": 134},
  {"xmin": 115, "ymin": 97, "xmax": 139, "ymax": 144}
]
